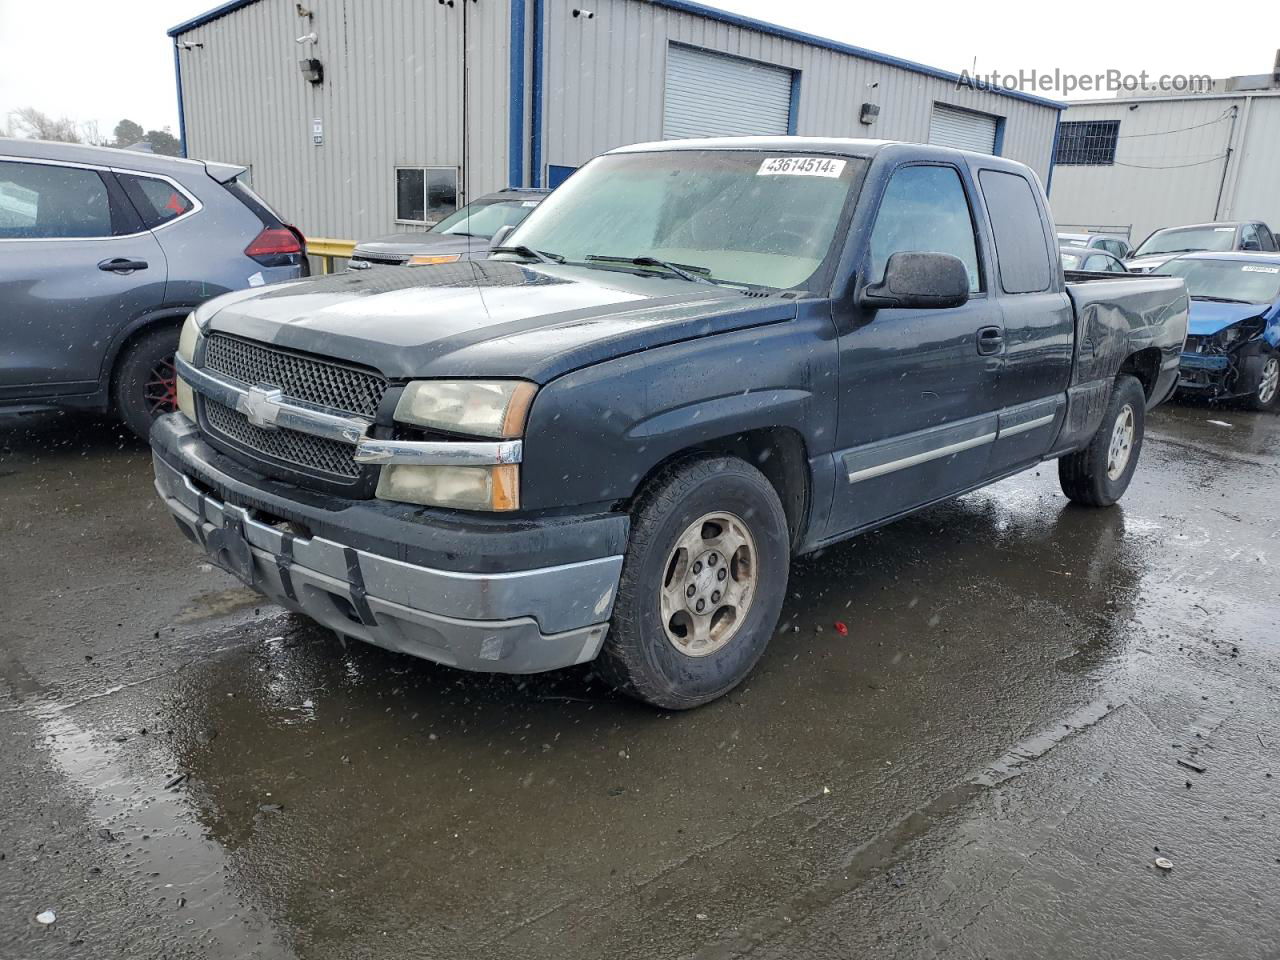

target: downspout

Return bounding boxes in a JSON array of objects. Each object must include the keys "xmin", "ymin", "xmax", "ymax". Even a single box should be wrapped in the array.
[
  {"xmin": 1044, "ymin": 111, "xmax": 1062, "ymax": 196},
  {"xmin": 507, "ymin": 0, "xmax": 526, "ymax": 187},
  {"xmin": 173, "ymin": 41, "xmax": 188, "ymax": 158},
  {"xmin": 530, "ymin": 0, "xmax": 545, "ymax": 187},
  {"xmin": 461, "ymin": 0, "xmax": 470, "ymax": 204},
  {"xmin": 1213, "ymin": 102, "xmax": 1243, "ymax": 220}
]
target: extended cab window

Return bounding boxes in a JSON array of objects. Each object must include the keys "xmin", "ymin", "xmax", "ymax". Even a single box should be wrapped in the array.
[
  {"xmin": 0, "ymin": 160, "xmax": 113, "ymax": 239},
  {"xmin": 117, "ymin": 173, "xmax": 194, "ymax": 229},
  {"xmin": 978, "ymin": 169, "xmax": 1052, "ymax": 294},
  {"xmin": 867, "ymin": 165, "xmax": 982, "ymax": 293}
]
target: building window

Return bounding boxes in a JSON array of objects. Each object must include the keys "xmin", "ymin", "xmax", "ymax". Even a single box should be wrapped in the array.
[
  {"xmin": 1054, "ymin": 121, "xmax": 1120, "ymax": 166},
  {"xmin": 395, "ymin": 166, "xmax": 458, "ymax": 224}
]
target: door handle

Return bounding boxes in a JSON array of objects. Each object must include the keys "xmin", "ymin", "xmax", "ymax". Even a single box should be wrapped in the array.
[
  {"xmin": 98, "ymin": 258, "xmax": 148, "ymax": 273},
  {"xmin": 976, "ymin": 326, "xmax": 1004, "ymax": 356}
]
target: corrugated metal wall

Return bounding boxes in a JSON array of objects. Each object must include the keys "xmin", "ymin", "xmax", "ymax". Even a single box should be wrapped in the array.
[
  {"xmin": 1049, "ymin": 94, "xmax": 1280, "ymax": 245},
  {"xmin": 541, "ymin": 0, "xmax": 1058, "ymax": 181},
  {"xmin": 176, "ymin": 0, "xmax": 511, "ymax": 243}
]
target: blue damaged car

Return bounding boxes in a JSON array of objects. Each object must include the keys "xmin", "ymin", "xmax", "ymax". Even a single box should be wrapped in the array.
[{"xmin": 1160, "ymin": 252, "xmax": 1280, "ymax": 410}]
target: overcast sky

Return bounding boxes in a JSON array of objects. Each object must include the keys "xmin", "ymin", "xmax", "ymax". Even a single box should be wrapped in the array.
[{"xmin": 1, "ymin": 0, "xmax": 1275, "ymax": 140}]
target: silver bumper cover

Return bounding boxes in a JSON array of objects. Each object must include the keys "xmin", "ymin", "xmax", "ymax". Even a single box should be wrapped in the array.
[{"xmin": 153, "ymin": 454, "xmax": 621, "ymax": 673}]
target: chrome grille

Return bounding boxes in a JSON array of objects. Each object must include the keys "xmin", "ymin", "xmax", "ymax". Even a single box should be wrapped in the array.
[
  {"xmin": 204, "ymin": 334, "xmax": 387, "ymax": 418},
  {"xmin": 200, "ymin": 335, "xmax": 387, "ymax": 484},
  {"xmin": 205, "ymin": 399, "xmax": 362, "ymax": 479}
]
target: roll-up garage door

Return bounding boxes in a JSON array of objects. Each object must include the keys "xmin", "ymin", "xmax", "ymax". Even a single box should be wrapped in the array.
[
  {"xmin": 928, "ymin": 104, "xmax": 999, "ymax": 154},
  {"xmin": 663, "ymin": 44, "xmax": 794, "ymax": 140}
]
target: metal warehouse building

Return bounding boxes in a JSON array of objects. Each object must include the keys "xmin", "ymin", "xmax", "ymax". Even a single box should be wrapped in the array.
[
  {"xmin": 168, "ymin": 0, "xmax": 1062, "ymax": 243},
  {"xmin": 1050, "ymin": 69, "xmax": 1280, "ymax": 247}
]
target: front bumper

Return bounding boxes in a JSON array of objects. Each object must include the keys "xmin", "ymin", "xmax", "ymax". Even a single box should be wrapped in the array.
[
  {"xmin": 151, "ymin": 414, "xmax": 625, "ymax": 674},
  {"xmin": 1177, "ymin": 351, "xmax": 1232, "ymax": 394}
]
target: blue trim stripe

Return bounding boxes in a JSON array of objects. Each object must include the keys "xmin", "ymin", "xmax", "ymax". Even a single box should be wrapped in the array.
[
  {"xmin": 508, "ymin": 0, "xmax": 526, "ymax": 187},
  {"xmin": 168, "ymin": 0, "xmax": 260, "ymax": 37},
  {"xmin": 992, "ymin": 116, "xmax": 1006, "ymax": 156},
  {"xmin": 530, "ymin": 0, "xmax": 545, "ymax": 187},
  {"xmin": 173, "ymin": 42, "xmax": 188, "ymax": 158},
  {"xmin": 786, "ymin": 71, "xmax": 801, "ymax": 136}
]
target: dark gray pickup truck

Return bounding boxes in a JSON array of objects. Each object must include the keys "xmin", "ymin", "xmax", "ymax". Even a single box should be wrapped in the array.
[{"xmin": 151, "ymin": 138, "xmax": 1188, "ymax": 709}]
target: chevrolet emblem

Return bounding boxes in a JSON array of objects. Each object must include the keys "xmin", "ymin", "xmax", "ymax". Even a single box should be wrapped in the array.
[{"xmin": 237, "ymin": 385, "xmax": 284, "ymax": 430}]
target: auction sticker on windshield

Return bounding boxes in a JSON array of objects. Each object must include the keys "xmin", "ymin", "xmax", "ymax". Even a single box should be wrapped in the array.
[
  {"xmin": 757, "ymin": 157, "xmax": 846, "ymax": 177},
  {"xmin": 1242, "ymin": 265, "xmax": 1279, "ymax": 274}
]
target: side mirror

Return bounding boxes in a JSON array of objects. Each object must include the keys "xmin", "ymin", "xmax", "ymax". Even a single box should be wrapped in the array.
[
  {"xmin": 1241, "ymin": 239, "xmax": 1262, "ymax": 251},
  {"xmin": 488, "ymin": 224, "xmax": 515, "ymax": 251},
  {"xmin": 860, "ymin": 251, "xmax": 970, "ymax": 310}
]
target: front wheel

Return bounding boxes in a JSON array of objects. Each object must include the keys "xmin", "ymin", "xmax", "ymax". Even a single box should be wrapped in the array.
[
  {"xmin": 1247, "ymin": 351, "xmax": 1280, "ymax": 412},
  {"xmin": 1059, "ymin": 375, "xmax": 1147, "ymax": 507},
  {"xmin": 599, "ymin": 456, "xmax": 791, "ymax": 710}
]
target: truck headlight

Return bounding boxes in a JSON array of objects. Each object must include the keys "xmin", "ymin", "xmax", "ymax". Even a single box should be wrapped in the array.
[
  {"xmin": 376, "ymin": 380, "xmax": 537, "ymax": 510},
  {"xmin": 376, "ymin": 464, "xmax": 519, "ymax": 511},
  {"xmin": 175, "ymin": 314, "xmax": 202, "ymax": 420},
  {"xmin": 393, "ymin": 380, "xmax": 537, "ymax": 438}
]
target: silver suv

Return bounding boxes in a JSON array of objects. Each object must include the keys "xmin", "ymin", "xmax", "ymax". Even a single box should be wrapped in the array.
[{"xmin": 0, "ymin": 139, "xmax": 307, "ymax": 437}]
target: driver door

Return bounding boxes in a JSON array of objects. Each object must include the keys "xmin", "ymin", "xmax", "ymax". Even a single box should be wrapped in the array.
[{"xmin": 825, "ymin": 162, "xmax": 1004, "ymax": 537}]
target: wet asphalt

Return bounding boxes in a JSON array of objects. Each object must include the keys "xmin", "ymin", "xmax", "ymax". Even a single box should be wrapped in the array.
[{"xmin": 1, "ymin": 403, "xmax": 1277, "ymax": 959}]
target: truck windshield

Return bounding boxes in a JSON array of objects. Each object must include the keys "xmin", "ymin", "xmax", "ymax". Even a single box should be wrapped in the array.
[
  {"xmin": 430, "ymin": 199, "xmax": 540, "ymax": 239},
  {"xmin": 1158, "ymin": 258, "xmax": 1280, "ymax": 304},
  {"xmin": 500, "ymin": 150, "xmax": 864, "ymax": 289},
  {"xmin": 1135, "ymin": 225, "xmax": 1237, "ymax": 257}
]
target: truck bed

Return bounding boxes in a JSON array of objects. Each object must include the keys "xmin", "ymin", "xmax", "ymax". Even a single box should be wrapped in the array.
[{"xmin": 1064, "ymin": 274, "xmax": 1188, "ymax": 388}]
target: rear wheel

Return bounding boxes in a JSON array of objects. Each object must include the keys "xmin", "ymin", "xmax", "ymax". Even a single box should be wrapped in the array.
[
  {"xmin": 599, "ymin": 456, "xmax": 790, "ymax": 710},
  {"xmin": 112, "ymin": 326, "xmax": 180, "ymax": 440},
  {"xmin": 1247, "ymin": 351, "xmax": 1280, "ymax": 411},
  {"xmin": 1059, "ymin": 375, "xmax": 1146, "ymax": 507}
]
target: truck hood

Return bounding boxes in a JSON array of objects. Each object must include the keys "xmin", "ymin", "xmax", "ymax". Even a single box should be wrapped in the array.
[
  {"xmin": 1187, "ymin": 300, "xmax": 1267, "ymax": 336},
  {"xmin": 352, "ymin": 233, "xmax": 482, "ymax": 260},
  {"xmin": 197, "ymin": 260, "xmax": 797, "ymax": 383},
  {"xmin": 1124, "ymin": 254, "xmax": 1178, "ymax": 273}
]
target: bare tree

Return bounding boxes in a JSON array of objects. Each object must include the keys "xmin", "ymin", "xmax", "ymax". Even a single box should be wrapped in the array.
[{"xmin": 7, "ymin": 106, "xmax": 82, "ymax": 143}]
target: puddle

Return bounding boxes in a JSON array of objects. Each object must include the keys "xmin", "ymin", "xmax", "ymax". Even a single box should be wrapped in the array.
[{"xmin": 32, "ymin": 697, "xmax": 294, "ymax": 958}]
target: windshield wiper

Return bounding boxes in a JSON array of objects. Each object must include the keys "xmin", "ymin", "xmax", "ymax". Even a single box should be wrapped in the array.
[
  {"xmin": 585, "ymin": 254, "xmax": 719, "ymax": 286},
  {"xmin": 1190, "ymin": 295, "xmax": 1253, "ymax": 304},
  {"xmin": 1141, "ymin": 248, "xmax": 1201, "ymax": 257},
  {"xmin": 491, "ymin": 244, "xmax": 564, "ymax": 264}
]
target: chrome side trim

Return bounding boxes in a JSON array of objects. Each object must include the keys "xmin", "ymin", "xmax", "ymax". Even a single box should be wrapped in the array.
[
  {"xmin": 353, "ymin": 437, "xmax": 523, "ymax": 466},
  {"xmin": 175, "ymin": 354, "xmax": 372, "ymax": 444},
  {"xmin": 997, "ymin": 413, "xmax": 1055, "ymax": 438},
  {"xmin": 847, "ymin": 431, "xmax": 997, "ymax": 484}
]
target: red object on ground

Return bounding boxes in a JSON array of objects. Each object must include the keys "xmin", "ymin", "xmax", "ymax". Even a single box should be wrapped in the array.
[{"xmin": 833, "ymin": 621, "xmax": 848, "ymax": 636}]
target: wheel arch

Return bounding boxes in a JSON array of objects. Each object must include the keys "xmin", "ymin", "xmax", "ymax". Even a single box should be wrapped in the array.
[
  {"xmin": 624, "ymin": 426, "xmax": 813, "ymax": 552},
  {"xmin": 102, "ymin": 307, "xmax": 194, "ymax": 401},
  {"xmin": 1117, "ymin": 346, "xmax": 1162, "ymax": 400}
]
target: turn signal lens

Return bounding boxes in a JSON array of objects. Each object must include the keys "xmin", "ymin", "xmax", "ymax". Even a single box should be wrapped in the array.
[
  {"xmin": 176, "ymin": 378, "xmax": 196, "ymax": 420},
  {"xmin": 375, "ymin": 464, "xmax": 519, "ymax": 511},
  {"xmin": 407, "ymin": 253, "xmax": 462, "ymax": 265},
  {"xmin": 177, "ymin": 313, "xmax": 200, "ymax": 363}
]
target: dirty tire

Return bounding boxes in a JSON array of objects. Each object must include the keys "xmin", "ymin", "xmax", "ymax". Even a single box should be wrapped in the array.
[
  {"xmin": 599, "ymin": 456, "xmax": 790, "ymax": 710},
  {"xmin": 1246, "ymin": 350, "xmax": 1280, "ymax": 412},
  {"xmin": 113, "ymin": 325, "xmax": 180, "ymax": 440},
  {"xmin": 1059, "ymin": 374, "xmax": 1146, "ymax": 507}
]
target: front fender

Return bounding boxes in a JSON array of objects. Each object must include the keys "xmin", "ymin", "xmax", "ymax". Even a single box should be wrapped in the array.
[{"xmin": 519, "ymin": 301, "xmax": 839, "ymax": 512}]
